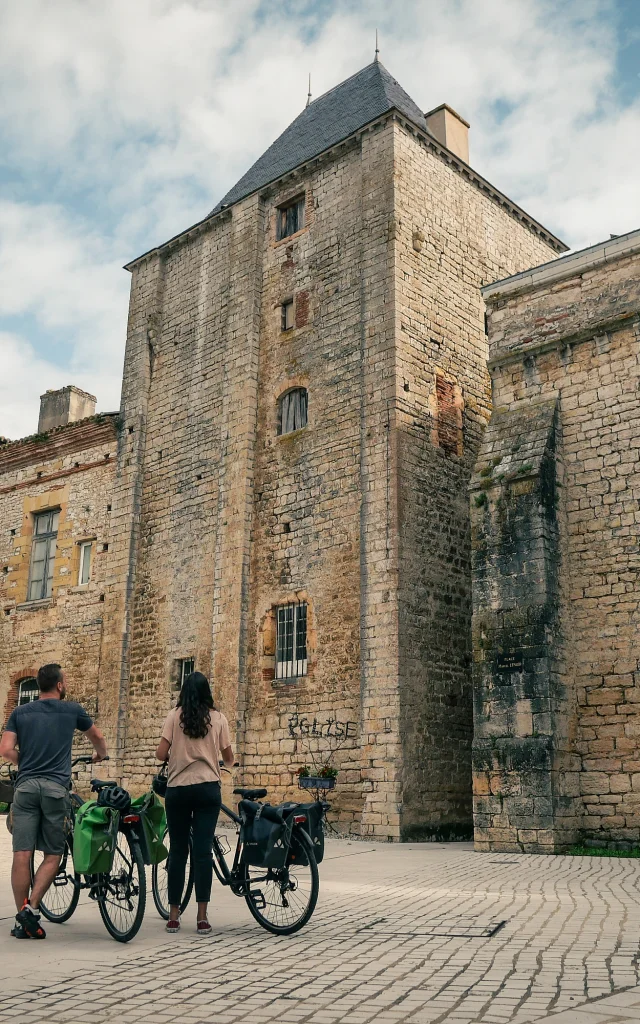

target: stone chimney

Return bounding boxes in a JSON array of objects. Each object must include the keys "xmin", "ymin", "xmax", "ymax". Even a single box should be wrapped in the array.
[
  {"xmin": 38, "ymin": 386, "xmax": 97, "ymax": 433},
  {"xmin": 424, "ymin": 104, "xmax": 470, "ymax": 164}
]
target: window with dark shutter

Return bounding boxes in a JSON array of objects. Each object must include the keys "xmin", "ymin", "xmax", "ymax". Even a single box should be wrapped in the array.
[
  {"xmin": 277, "ymin": 388, "xmax": 308, "ymax": 435},
  {"xmin": 276, "ymin": 196, "xmax": 306, "ymax": 240}
]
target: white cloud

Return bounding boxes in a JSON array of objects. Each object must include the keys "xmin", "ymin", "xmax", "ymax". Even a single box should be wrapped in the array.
[{"xmin": 0, "ymin": 0, "xmax": 639, "ymax": 436}]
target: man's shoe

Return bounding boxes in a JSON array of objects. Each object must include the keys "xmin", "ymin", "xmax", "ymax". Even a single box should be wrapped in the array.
[
  {"xmin": 165, "ymin": 918, "xmax": 180, "ymax": 934},
  {"xmin": 10, "ymin": 922, "xmax": 29, "ymax": 939},
  {"xmin": 196, "ymin": 920, "xmax": 213, "ymax": 937},
  {"xmin": 15, "ymin": 902, "xmax": 46, "ymax": 939}
]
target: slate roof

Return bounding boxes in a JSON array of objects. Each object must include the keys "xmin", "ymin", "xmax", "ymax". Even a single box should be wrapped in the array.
[{"xmin": 209, "ymin": 60, "xmax": 433, "ymax": 215}]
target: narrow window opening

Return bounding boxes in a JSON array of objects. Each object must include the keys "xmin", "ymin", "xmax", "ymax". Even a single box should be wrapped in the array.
[
  {"xmin": 276, "ymin": 196, "xmax": 306, "ymax": 241},
  {"xmin": 277, "ymin": 388, "xmax": 308, "ymax": 436},
  {"xmin": 28, "ymin": 509, "xmax": 59, "ymax": 601},
  {"xmin": 281, "ymin": 299, "xmax": 294, "ymax": 331},
  {"xmin": 78, "ymin": 541, "xmax": 92, "ymax": 586},
  {"xmin": 435, "ymin": 374, "xmax": 463, "ymax": 459},
  {"xmin": 174, "ymin": 657, "xmax": 195, "ymax": 691},
  {"xmin": 275, "ymin": 601, "xmax": 307, "ymax": 680}
]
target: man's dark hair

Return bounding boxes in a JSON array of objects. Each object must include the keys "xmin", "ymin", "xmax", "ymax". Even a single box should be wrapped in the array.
[{"xmin": 37, "ymin": 663, "xmax": 63, "ymax": 693}]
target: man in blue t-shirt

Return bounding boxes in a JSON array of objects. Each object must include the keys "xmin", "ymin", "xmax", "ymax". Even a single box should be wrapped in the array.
[{"xmin": 0, "ymin": 663, "xmax": 107, "ymax": 939}]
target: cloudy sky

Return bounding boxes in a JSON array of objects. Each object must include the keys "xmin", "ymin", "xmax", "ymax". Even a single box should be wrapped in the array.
[{"xmin": 1, "ymin": 0, "xmax": 639, "ymax": 439}]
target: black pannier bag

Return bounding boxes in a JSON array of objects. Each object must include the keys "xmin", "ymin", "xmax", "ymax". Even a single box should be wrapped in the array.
[
  {"xmin": 240, "ymin": 800, "xmax": 293, "ymax": 869},
  {"xmin": 281, "ymin": 801, "xmax": 325, "ymax": 866}
]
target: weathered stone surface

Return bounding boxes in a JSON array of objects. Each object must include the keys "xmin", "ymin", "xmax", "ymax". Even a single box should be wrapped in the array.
[
  {"xmin": 473, "ymin": 234, "xmax": 640, "ymax": 850},
  {"xmin": 0, "ymin": 415, "xmax": 118, "ymax": 779}
]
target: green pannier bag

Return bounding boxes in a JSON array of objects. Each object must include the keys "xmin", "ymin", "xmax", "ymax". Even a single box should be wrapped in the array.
[
  {"xmin": 131, "ymin": 791, "xmax": 168, "ymax": 865},
  {"xmin": 73, "ymin": 800, "xmax": 119, "ymax": 875}
]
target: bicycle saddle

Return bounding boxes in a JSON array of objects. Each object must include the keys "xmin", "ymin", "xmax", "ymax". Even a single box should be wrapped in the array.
[
  {"xmin": 233, "ymin": 787, "xmax": 267, "ymax": 800},
  {"xmin": 90, "ymin": 779, "xmax": 113, "ymax": 790}
]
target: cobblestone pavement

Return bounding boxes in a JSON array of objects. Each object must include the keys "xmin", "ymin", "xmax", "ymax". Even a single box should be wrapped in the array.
[{"xmin": 1, "ymin": 831, "xmax": 640, "ymax": 1024}]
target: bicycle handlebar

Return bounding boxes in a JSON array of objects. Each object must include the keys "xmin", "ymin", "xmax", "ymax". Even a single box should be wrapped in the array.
[{"xmin": 72, "ymin": 755, "xmax": 110, "ymax": 767}]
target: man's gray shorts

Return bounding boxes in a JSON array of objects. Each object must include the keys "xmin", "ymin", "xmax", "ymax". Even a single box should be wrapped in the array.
[{"xmin": 12, "ymin": 778, "xmax": 70, "ymax": 855}]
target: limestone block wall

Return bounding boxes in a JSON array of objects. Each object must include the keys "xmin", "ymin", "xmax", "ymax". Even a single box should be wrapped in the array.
[
  {"xmin": 0, "ymin": 416, "xmax": 118, "ymax": 778},
  {"xmin": 391, "ymin": 120, "xmax": 559, "ymax": 839},
  {"xmin": 474, "ymin": 243, "xmax": 640, "ymax": 850},
  {"xmin": 240, "ymin": 121, "xmax": 404, "ymax": 835}
]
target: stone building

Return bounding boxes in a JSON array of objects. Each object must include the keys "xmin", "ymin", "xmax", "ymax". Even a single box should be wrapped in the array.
[
  {"xmin": 91, "ymin": 58, "xmax": 564, "ymax": 841},
  {"xmin": 471, "ymin": 227, "xmax": 640, "ymax": 852},
  {"xmin": 0, "ymin": 60, "xmax": 566, "ymax": 840},
  {"xmin": 0, "ymin": 386, "xmax": 117, "ymax": 736}
]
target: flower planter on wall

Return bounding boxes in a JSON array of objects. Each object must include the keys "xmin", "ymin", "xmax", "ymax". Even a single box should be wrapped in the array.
[{"xmin": 298, "ymin": 776, "xmax": 336, "ymax": 791}]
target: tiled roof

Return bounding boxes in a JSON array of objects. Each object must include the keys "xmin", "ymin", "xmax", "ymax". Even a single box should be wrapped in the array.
[{"xmin": 209, "ymin": 60, "xmax": 432, "ymax": 215}]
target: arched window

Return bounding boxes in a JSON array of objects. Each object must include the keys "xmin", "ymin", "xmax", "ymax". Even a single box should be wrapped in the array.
[
  {"xmin": 18, "ymin": 678, "xmax": 38, "ymax": 705},
  {"xmin": 278, "ymin": 388, "xmax": 308, "ymax": 436}
]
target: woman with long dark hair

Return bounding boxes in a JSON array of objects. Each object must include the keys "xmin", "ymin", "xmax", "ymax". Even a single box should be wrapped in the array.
[{"xmin": 155, "ymin": 672, "xmax": 234, "ymax": 936}]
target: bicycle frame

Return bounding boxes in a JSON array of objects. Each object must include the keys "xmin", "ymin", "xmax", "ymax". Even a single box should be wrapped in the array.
[{"xmin": 211, "ymin": 802, "xmax": 252, "ymax": 896}]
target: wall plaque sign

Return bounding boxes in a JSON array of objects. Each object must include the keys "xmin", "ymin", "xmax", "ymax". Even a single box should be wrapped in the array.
[{"xmin": 496, "ymin": 651, "xmax": 524, "ymax": 672}]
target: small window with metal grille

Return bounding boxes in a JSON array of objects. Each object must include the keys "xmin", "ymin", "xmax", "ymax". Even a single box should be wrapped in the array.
[
  {"xmin": 28, "ymin": 509, "xmax": 59, "ymax": 601},
  {"xmin": 275, "ymin": 602, "xmax": 307, "ymax": 680},
  {"xmin": 277, "ymin": 388, "xmax": 308, "ymax": 435},
  {"xmin": 18, "ymin": 678, "xmax": 38, "ymax": 705},
  {"xmin": 276, "ymin": 196, "xmax": 306, "ymax": 241}
]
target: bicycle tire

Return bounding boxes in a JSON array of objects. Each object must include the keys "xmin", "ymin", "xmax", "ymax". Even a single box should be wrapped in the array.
[
  {"xmin": 31, "ymin": 842, "xmax": 80, "ymax": 924},
  {"xmin": 152, "ymin": 827, "xmax": 194, "ymax": 920},
  {"xmin": 243, "ymin": 827, "xmax": 319, "ymax": 935},
  {"xmin": 98, "ymin": 832, "xmax": 146, "ymax": 942}
]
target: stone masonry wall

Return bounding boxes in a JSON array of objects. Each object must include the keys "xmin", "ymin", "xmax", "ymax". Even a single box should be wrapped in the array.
[
  {"xmin": 392, "ymin": 120, "xmax": 558, "ymax": 839},
  {"xmin": 0, "ymin": 417, "xmax": 117, "ymax": 787},
  {"xmin": 474, "ymin": 245, "xmax": 640, "ymax": 850},
  {"xmin": 104, "ymin": 109, "xmax": 566, "ymax": 836},
  {"xmin": 242, "ymin": 121, "xmax": 402, "ymax": 835}
]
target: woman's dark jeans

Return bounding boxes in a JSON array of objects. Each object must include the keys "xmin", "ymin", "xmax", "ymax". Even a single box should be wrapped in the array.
[{"xmin": 165, "ymin": 781, "xmax": 221, "ymax": 905}]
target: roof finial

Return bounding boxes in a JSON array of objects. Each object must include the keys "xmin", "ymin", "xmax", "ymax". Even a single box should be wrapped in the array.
[
  {"xmin": 306, "ymin": 73, "xmax": 312, "ymax": 108},
  {"xmin": 374, "ymin": 29, "xmax": 379, "ymax": 62}
]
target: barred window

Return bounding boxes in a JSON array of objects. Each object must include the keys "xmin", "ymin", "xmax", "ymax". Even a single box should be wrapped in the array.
[
  {"xmin": 28, "ymin": 509, "xmax": 59, "ymax": 601},
  {"xmin": 278, "ymin": 388, "xmax": 308, "ymax": 435},
  {"xmin": 18, "ymin": 678, "xmax": 38, "ymax": 705},
  {"xmin": 275, "ymin": 602, "xmax": 307, "ymax": 680},
  {"xmin": 276, "ymin": 196, "xmax": 306, "ymax": 241}
]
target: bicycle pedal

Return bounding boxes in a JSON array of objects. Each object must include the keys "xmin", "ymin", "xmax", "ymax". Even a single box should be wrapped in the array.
[{"xmin": 250, "ymin": 890, "xmax": 266, "ymax": 910}]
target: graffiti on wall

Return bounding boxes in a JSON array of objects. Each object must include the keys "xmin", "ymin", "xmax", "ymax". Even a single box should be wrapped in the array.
[{"xmin": 287, "ymin": 714, "xmax": 357, "ymax": 740}]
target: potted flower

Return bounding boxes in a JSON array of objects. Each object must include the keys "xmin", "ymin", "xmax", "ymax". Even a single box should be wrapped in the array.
[{"xmin": 297, "ymin": 763, "xmax": 338, "ymax": 791}]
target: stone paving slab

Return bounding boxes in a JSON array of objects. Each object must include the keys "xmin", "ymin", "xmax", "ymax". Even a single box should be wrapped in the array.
[{"xmin": 0, "ymin": 831, "xmax": 640, "ymax": 1023}]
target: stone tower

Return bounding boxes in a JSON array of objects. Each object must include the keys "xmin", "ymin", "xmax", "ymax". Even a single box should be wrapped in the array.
[{"xmin": 99, "ymin": 60, "xmax": 565, "ymax": 839}]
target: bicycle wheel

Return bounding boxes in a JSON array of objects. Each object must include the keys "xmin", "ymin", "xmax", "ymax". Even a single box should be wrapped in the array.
[
  {"xmin": 243, "ymin": 828, "xmax": 319, "ymax": 935},
  {"xmin": 98, "ymin": 832, "xmax": 146, "ymax": 942},
  {"xmin": 152, "ymin": 827, "xmax": 194, "ymax": 920},
  {"xmin": 31, "ymin": 841, "xmax": 80, "ymax": 924}
]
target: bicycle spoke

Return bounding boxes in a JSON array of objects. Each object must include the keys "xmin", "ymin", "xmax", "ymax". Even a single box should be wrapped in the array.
[{"xmin": 244, "ymin": 831, "xmax": 318, "ymax": 934}]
